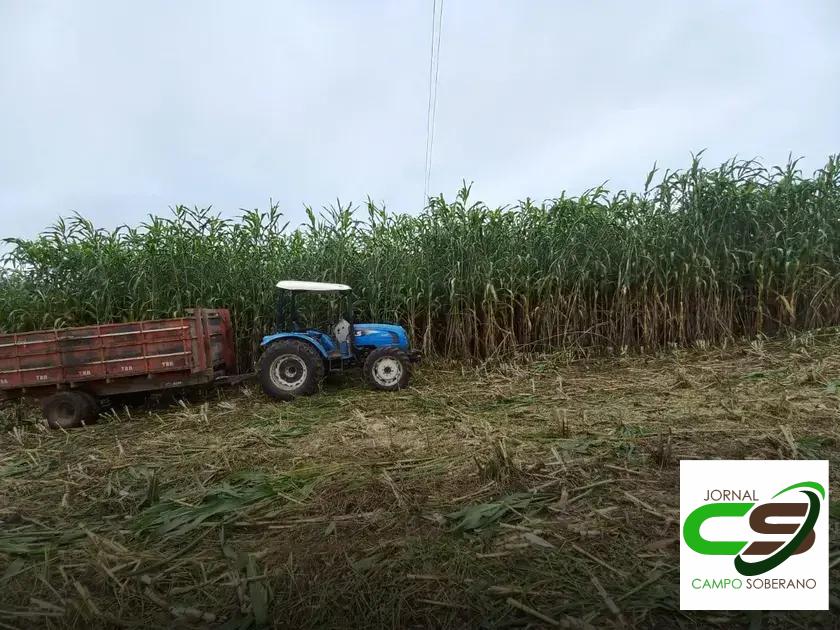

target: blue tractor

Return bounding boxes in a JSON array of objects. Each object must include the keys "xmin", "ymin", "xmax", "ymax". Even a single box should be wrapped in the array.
[{"xmin": 258, "ymin": 280, "xmax": 421, "ymax": 400}]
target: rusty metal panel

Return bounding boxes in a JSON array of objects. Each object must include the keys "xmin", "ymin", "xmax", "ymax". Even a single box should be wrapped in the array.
[{"xmin": 0, "ymin": 308, "xmax": 236, "ymax": 397}]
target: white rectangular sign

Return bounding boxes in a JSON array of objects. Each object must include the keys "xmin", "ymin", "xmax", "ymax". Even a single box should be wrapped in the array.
[{"xmin": 680, "ymin": 460, "xmax": 828, "ymax": 610}]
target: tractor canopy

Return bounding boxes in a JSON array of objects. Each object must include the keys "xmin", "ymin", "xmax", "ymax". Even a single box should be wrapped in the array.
[
  {"xmin": 273, "ymin": 280, "xmax": 352, "ymax": 333},
  {"xmin": 276, "ymin": 280, "xmax": 351, "ymax": 292}
]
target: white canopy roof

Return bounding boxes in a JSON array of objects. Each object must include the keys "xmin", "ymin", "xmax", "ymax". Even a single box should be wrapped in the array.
[{"xmin": 276, "ymin": 280, "xmax": 352, "ymax": 292}]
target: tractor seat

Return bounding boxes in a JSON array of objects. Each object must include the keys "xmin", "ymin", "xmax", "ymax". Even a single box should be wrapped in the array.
[{"xmin": 333, "ymin": 318, "xmax": 351, "ymax": 344}]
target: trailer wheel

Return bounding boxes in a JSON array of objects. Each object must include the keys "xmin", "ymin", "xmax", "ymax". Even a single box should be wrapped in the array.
[
  {"xmin": 42, "ymin": 392, "xmax": 98, "ymax": 429},
  {"xmin": 78, "ymin": 391, "xmax": 100, "ymax": 423},
  {"xmin": 364, "ymin": 347, "xmax": 411, "ymax": 391},
  {"xmin": 258, "ymin": 340, "xmax": 324, "ymax": 401}
]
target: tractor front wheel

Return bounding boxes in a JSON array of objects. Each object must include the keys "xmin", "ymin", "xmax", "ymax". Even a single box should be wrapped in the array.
[
  {"xmin": 259, "ymin": 340, "xmax": 325, "ymax": 401},
  {"xmin": 364, "ymin": 347, "xmax": 411, "ymax": 391}
]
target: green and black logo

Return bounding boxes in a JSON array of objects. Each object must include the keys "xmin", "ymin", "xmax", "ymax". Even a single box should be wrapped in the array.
[{"xmin": 683, "ymin": 481, "xmax": 824, "ymax": 576}]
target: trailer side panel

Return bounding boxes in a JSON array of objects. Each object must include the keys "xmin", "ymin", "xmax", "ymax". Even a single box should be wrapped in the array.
[{"xmin": 0, "ymin": 309, "xmax": 235, "ymax": 399}]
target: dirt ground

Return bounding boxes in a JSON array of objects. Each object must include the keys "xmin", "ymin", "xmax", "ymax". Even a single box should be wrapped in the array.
[{"xmin": 1, "ymin": 330, "xmax": 839, "ymax": 629}]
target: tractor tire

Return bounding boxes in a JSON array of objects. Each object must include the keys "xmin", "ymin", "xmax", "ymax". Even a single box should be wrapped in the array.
[
  {"xmin": 42, "ymin": 391, "xmax": 98, "ymax": 430},
  {"xmin": 259, "ymin": 339, "xmax": 325, "ymax": 401},
  {"xmin": 364, "ymin": 347, "xmax": 411, "ymax": 391}
]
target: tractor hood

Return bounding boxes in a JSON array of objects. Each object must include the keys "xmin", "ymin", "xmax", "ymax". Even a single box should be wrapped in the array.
[{"xmin": 353, "ymin": 323, "xmax": 410, "ymax": 351}]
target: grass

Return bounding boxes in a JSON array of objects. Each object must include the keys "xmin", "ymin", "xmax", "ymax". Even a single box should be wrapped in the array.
[
  {"xmin": 2, "ymin": 330, "xmax": 839, "ymax": 628},
  {"xmin": 2, "ymin": 155, "xmax": 840, "ymax": 368}
]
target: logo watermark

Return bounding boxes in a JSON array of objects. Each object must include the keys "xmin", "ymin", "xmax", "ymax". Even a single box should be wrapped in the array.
[{"xmin": 680, "ymin": 460, "xmax": 828, "ymax": 610}]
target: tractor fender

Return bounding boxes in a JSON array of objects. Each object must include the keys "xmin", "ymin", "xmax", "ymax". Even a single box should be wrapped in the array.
[{"xmin": 260, "ymin": 333, "xmax": 330, "ymax": 359}]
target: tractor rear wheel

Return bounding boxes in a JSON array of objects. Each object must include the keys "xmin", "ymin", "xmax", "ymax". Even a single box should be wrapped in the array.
[
  {"xmin": 259, "ymin": 340, "xmax": 325, "ymax": 400},
  {"xmin": 42, "ymin": 391, "xmax": 98, "ymax": 429},
  {"xmin": 364, "ymin": 347, "xmax": 411, "ymax": 391}
]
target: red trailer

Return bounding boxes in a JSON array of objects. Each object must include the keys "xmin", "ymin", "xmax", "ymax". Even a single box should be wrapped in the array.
[{"xmin": 0, "ymin": 309, "xmax": 237, "ymax": 428}]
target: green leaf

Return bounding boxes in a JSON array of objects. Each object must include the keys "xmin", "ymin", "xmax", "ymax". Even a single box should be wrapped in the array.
[
  {"xmin": 1, "ymin": 558, "xmax": 26, "ymax": 582},
  {"xmin": 446, "ymin": 493, "xmax": 549, "ymax": 532},
  {"xmin": 246, "ymin": 553, "xmax": 270, "ymax": 627},
  {"xmin": 351, "ymin": 552, "xmax": 385, "ymax": 572}
]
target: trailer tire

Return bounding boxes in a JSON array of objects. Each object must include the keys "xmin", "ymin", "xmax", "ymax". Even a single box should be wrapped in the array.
[
  {"xmin": 78, "ymin": 391, "xmax": 100, "ymax": 423},
  {"xmin": 42, "ymin": 392, "xmax": 98, "ymax": 429},
  {"xmin": 259, "ymin": 340, "xmax": 324, "ymax": 401},
  {"xmin": 364, "ymin": 347, "xmax": 411, "ymax": 391}
]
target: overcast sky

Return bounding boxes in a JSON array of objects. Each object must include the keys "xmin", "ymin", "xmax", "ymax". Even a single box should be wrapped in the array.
[{"xmin": 1, "ymin": 0, "xmax": 838, "ymax": 239}]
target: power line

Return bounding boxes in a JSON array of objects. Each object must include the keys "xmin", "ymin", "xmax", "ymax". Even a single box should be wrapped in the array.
[
  {"xmin": 428, "ymin": 0, "xmax": 443, "ymax": 200},
  {"xmin": 423, "ymin": 0, "xmax": 444, "ymax": 207},
  {"xmin": 423, "ymin": 0, "xmax": 436, "ymax": 202}
]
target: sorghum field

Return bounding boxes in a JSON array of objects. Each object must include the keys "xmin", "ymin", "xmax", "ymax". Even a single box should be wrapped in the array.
[
  {"xmin": 2, "ymin": 156, "xmax": 840, "ymax": 368},
  {"xmin": 1, "ymin": 156, "xmax": 839, "ymax": 628}
]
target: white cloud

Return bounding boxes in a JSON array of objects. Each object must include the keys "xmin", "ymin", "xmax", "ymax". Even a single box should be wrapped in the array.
[{"xmin": 1, "ymin": 0, "xmax": 838, "ymax": 238}]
